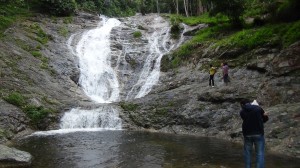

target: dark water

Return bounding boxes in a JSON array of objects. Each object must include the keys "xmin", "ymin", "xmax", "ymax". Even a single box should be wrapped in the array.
[{"xmin": 14, "ymin": 131, "xmax": 299, "ymax": 168}]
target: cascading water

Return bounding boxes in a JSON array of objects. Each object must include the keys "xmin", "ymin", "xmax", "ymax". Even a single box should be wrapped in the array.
[
  {"xmin": 58, "ymin": 16, "xmax": 122, "ymax": 131},
  {"xmin": 125, "ymin": 16, "xmax": 187, "ymax": 100},
  {"xmin": 76, "ymin": 17, "xmax": 121, "ymax": 103}
]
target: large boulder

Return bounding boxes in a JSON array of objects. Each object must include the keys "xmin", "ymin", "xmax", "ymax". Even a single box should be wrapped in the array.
[{"xmin": 0, "ymin": 145, "xmax": 32, "ymax": 167}]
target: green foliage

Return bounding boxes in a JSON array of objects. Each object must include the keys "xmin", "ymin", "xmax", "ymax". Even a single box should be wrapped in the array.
[
  {"xmin": 40, "ymin": 56, "xmax": 49, "ymax": 69},
  {"xmin": 216, "ymin": 21, "xmax": 300, "ymax": 49},
  {"xmin": 4, "ymin": 92, "xmax": 26, "ymax": 107},
  {"xmin": 0, "ymin": 129, "xmax": 7, "ymax": 138},
  {"xmin": 77, "ymin": 0, "xmax": 97, "ymax": 12},
  {"xmin": 216, "ymin": 27, "xmax": 278, "ymax": 49},
  {"xmin": 28, "ymin": 23, "xmax": 49, "ymax": 44},
  {"xmin": 23, "ymin": 105, "xmax": 51, "ymax": 125},
  {"xmin": 133, "ymin": 31, "xmax": 142, "ymax": 38},
  {"xmin": 209, "ymin": 0, "xmax": 244, "ymax": 25},
  {"xmin": 59, "ymin": 26, "xmax": 69, "ymax": 37},
  {"xmin": 2, "ymin": 91, "xmax": 52, "ymax": 128},
  {"xmin": 243, "ymin": 0, "xmax": 275, "ymax": 18},
  {"xmin": 170, "ymin": 25, "xmax": 180, "ymax": 39},
  {"xmin": 120, "ymin": 102, "xmax": 139, "ymax": 111},
  {"xmin": 63, "ymin": 16, "xmax": 73, "ymax": 24},
  {"xmin": 76, "ymin": 0, "xmax": 137, "ymax": 17},
  {"xmin": 37, "ymin": 0, "xmax": 77, "ymax": 16},
  {"xmin": 14, "ymin": 39, "xmax": 32, "ymax": 52},
  {"xmin": 155, "ymin": 108, "xmax": 168, "ymax": 116},
  {"xmin": 170, "ymin": 13, "xmax": 229, "ymax": 26},
  {"xmin": 31, "ymin": 51, "xmax": 42, "ymax": 58},
  {"xmin": 276, "ymin": 0, "xmax": 300, "ymax": 22},
  {"xmin": 0, "ymin": 3, "xmax": 30, "ymax": 36},
  {"xmin": 281, "ymin": 20, "xmax": 300, "ymax": 46}
]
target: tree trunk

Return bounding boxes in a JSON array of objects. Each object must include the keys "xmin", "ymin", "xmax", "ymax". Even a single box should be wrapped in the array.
[
  {"xmin": 156, "ymin": 0, "xmax": 160, "ymax": 14},
  {"xmin": 198, "ymin": 0, "xmax": 204, "ymax": 15},
  {"xmin": 184, "ymin": 0, "xmax": 189, "ymax": 17},
  {"xmin": 173, "ymin": 0, "xmax": 179, "ymax": 15}
]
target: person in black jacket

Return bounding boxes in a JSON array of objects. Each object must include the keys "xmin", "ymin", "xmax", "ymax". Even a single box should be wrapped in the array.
[{"xmin": 240, "ymin": 99, "xmax": 268, "ymax": 168}]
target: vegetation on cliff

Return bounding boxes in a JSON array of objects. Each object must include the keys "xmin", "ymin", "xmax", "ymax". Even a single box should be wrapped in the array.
[{"xmin": 162, "ymin": 0, "xmax": 300, "ymax": 70}]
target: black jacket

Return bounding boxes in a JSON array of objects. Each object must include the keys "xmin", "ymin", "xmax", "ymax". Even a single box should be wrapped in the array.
[{"xmin": 240, "ymin": 103, "xmax": 265, "ymax": 136}]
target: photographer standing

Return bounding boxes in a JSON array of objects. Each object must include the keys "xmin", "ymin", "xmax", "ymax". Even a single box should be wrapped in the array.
[{"xmin": 239, "ymin": 99, "xmax": 269, "ymax": 168}]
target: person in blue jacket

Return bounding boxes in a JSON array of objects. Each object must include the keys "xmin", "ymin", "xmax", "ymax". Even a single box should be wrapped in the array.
[{"xmin": 239, "ymin": 99, "xmax": 268, "ymax": 168}]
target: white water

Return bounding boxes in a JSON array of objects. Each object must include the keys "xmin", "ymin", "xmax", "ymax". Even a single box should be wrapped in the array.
[
  {"xmin": 126, "ymin": 16, "xmax": 187, "ymax": 99},
  {"xmin": 60, "ymin": 106, "xmax": 122, "ymax": 129},
  {"xmin": 76, "ymin": 17, "xmax": 121, "ymax": 103},
  {"xmin": 57, "ymin": 16, "xmax": 122, "ymax": 132}
]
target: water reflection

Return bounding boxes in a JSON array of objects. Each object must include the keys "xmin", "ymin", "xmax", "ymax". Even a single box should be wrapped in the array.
[{"xmin": 15, "ymin": 131, "xmax": 299, "ymax": 168}]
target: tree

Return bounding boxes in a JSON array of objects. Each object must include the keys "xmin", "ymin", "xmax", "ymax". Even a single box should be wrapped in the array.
[
  {"xmin": 174, "ymin": 0, "xmax": 179, "ymax": 14},
  {"xmin": 183, "ymin": 0, "xmax": 189, "ymax": 17},
  {"xmin": 38, "ymin": 0, "xmax": 77, "ymax": 16},
  {"xmin": 209, "ymin": 0, "xmax": 244, "ymax": 25},
  {"xmin": 156, "ymin": 0, "xmax": 160, "ymax": 13}
]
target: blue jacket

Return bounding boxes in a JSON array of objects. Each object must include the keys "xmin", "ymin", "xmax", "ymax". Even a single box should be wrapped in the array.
[{"xmin": 240, "ymin": 103, "xmax": 265, "ymax": 136}]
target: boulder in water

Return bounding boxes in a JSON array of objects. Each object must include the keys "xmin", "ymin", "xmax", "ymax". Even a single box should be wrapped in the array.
[{"xmin": 0, "ymin": 145, "xmax": 32, "ymax": 167}]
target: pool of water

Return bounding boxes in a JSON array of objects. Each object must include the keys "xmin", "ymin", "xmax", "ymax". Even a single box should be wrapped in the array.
[{"xmin": 14, "ymin": 130, "xmax": 299, "ymax": 168}]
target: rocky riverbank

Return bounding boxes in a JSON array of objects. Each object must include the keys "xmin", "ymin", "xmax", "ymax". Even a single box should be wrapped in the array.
[
  {"xmin": 0, "ymin": 12, "xmax": 299, "ymax": 167},
  {"xmin": 119, "ymin": 39, "xmax": 300, "ymax": 157}
]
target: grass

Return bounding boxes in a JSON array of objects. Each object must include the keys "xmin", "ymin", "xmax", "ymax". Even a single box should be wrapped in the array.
[
  {"xmin": 165, "ymin": 14, "xmax": 300, "ymax": 70},
  {"xmin": 216, "ymin": 21, "xmax": 300, "ymax": 49},
  {"xmin": 59, "ymin": 26, "xmax": 69, "ymax": 37},
  {"xmin": 0, "ymin": 3, "xmax": 31, "ymax": 37},
  {"xmin": 23, "ymin": 105, "xmax": 52, "ymax": 125},
  {"xmin": 120, "ymin": 102, "xmax": 139, "ymax": 111},
  {"xmin": 133, "ymin": 31, "xmax": 142, "ymax": 38},
  {"xmin": 2, "ymin": 91, "xmax": 53, "ymax": 128},
  {"xmin": 3, "ymin": 92, "xmax": 26, "ymax": 107},
  {"xmin": 169, "ymin": 13, "xmax": 229, "ymax": 26},
  {"xmin": 31, "ymin": 51, "xmax": 43, "ymax": 58},
  {"xmin": 29, "ymin": 23, "xmax": 49, "ymax": 44}
]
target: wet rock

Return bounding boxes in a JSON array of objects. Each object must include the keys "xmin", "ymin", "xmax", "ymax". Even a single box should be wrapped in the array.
[{"xmin": 0, "ymin": 145, "xmax": 32, "ymax": 167}]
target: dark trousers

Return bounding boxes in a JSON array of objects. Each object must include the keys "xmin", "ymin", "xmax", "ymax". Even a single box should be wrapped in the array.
[{"xmin": 209, "ymin": 75, "xmax": 214, "ymax": 86}]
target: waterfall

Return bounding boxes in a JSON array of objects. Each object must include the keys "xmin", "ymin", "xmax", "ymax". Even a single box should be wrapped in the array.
[
  {"xmin": 126, "ymin": 16, "xmax": 187, "ymax": 99},
  {"xmin": 59, "ymin": 16, "xmax": 122, "ymax": 131},
  {"xmin": 60, "ymin": 106, "xmax": 121, "ymax": 129},
  {"xmin": 76, "ymin": 17, "xmax": 121, "ymax": 103},
  {"xmin": 47, "ymin": 14, "xmax": 189, "ymax": 133}
]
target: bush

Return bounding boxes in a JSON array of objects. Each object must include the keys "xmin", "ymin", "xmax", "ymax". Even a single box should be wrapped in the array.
[
  {"xmin": 282, "ymin": 20, "xmax": 300, "ymax": 46},
  {"xmin": 31, "ymin": 51, "xmax": 42, "ymax": 58},
  {"xmin": 38, "ymin": 0, "xmax": 77, "ymax": 16},
  {"xmin": 0, "ymin": 2, "xmax": 30, "ymax": 36},
  {"xmin": 120, "ymin": 102, "xmax": 138, "ymax": 111},
  {"xmin": 24, "ymin": 105, "xmax": 51, "ymax": 125},
  {"xmin": 133, "ymin": 31, "xmax": 142, "ymax": 38},
  {"xmin": 170, "ymin": 23, "xmax": 181, "ymax": 39},
  {"xmin": 276, "ymin": 0, "xmax": 300, "ymax": 22},
  {"xmin": 4, "ymin": 92, "xmax": 26, "ymax": 107}
]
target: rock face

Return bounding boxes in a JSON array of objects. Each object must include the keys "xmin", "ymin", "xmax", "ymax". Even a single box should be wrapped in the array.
[
  {"xmin": 0, "ymin": 12, "xmax": 98, "ymax": 140},
  {"xmin": 0, "ymin": 144, "xmax": 32, "ymax": 167}
]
